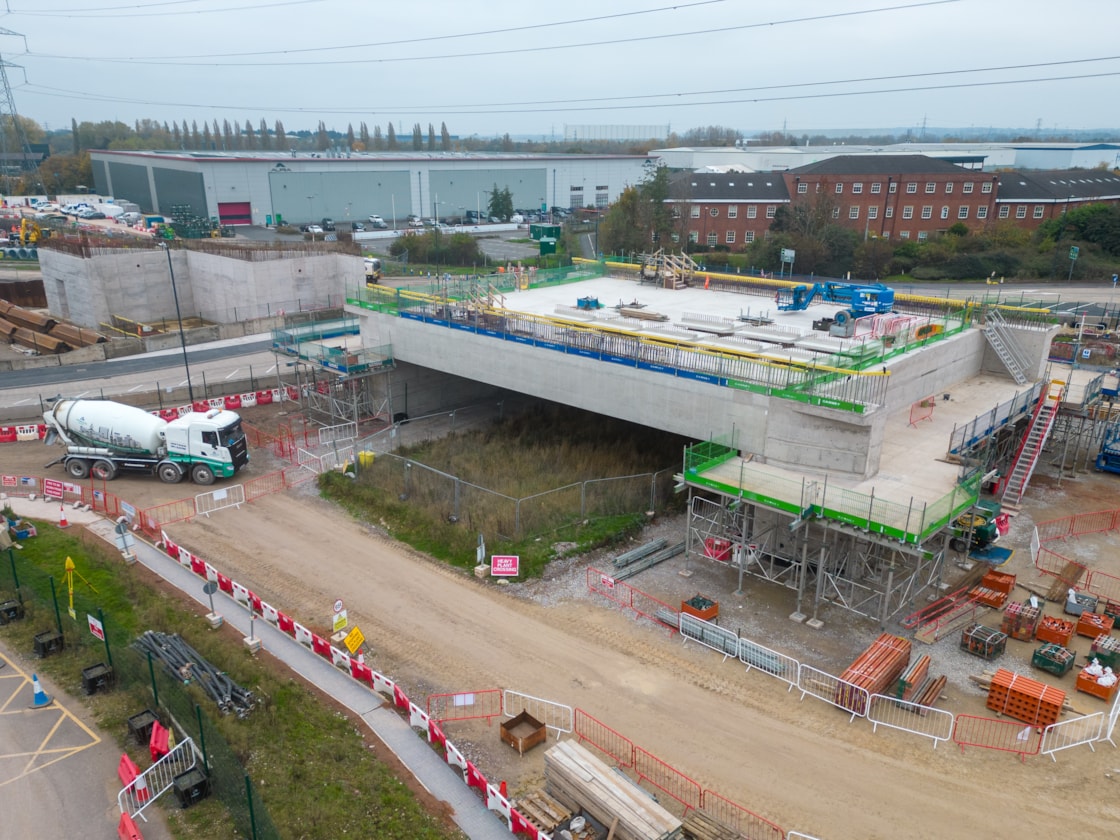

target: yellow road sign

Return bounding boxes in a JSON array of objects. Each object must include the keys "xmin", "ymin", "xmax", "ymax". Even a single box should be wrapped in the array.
[{"xmin": 343, "ymin": 626, "xmax": 364, "ymax": 654}]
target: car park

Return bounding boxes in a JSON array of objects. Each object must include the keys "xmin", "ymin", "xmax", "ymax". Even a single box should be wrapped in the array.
[{"xmin": 305, "ymin": 224, "xmax": 324, "ymax": 235}]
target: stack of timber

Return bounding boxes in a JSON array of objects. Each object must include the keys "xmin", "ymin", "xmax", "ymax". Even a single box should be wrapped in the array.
[
  {"xmin": 838, "ymin": 633, "xmax": 911, "ymax": 715},
  {"xmin": 681, "ymin": 810, "xmax": 742, "ymax": 840},
  {"xmin": 985, "ymin": 667, "xmax": 1066, "ymax": 726},
  {"xmin": 544, "ymin": 741, "xmax": 683, "ymax": 840},
  {"xmin": 1046, "ymin": 562, "xmax": 1086, "ymax": 602}
]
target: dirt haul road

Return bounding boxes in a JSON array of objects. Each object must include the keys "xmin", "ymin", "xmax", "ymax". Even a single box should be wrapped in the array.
[{"xmin": 166, "ymin": 492, "xmax": 1115, "ymax": 840}]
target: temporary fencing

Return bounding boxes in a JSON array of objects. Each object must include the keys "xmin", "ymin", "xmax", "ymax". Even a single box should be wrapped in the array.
[
  {"xmin": 574, "ymin": 708, "xmax": 635, "ymax": 767},
  {"xmin": 908, "ymin": 395, "xmax": 935, "ymax": 427},
  {"xmin": 118, "ymin": 737, "xmax": 202, "ymax": 820},
  {"xmin": 194, "ymin": 484, "xmax": 244, "ymax": 517},
  {"xmin": 633, "ymin": 744, "xmax": 701, "ymax": 812},
  {"xmin": 867, "ymin": 694, "xmax": 954, "ymax": 748},
  {"xmin": 318, "ymin": 421, "xmax": 357, "ymax": 446},
  {"xmin": 425, "ymin": 688, "xmax": 504, "ymax": 724},
  {"xmin": 740, "ymin": 637, "xmax": 799, "ymax": 689},
  {"xmin": 586, "ymin": 566, "xmax": 678, "ymax": 631},
  {"xmin": 952, "ymin": 714, "xmax": 1041, "ymax": 761},
  {"xmin": 699, "ymin": 791, "xmax": 785, "ymax": 840},
  {"xmin": 797, "ymin": 664, "xmax": 868, "ymax": 722},
  {"xmin": 1032, "ymin": 508, "xmax": 1120, "ymax": 604},
  {"xmin": 680, "ymin": 612, "xmax": 739, "ymax": 660},
  {"xmin": 1040, "ymin": 712, "xmax": 1104, "ymax": 761},
  {"xmin": 502, "ymin": 689, "xmax": 573, "ymax": 738},
  {"xmin": 136, "ymin": 497, "xmax": 197, "ymax": 538}
]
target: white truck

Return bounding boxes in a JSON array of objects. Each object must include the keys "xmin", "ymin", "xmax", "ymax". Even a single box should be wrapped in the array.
[{"xmin": 43, "ymin": 399, "xmax": 249, "ymax": 485}]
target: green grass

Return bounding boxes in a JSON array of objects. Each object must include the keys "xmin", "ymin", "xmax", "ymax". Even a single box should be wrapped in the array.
[
  {"xmin": 0, "ymin": 511, "xmax": 462, "ymax": 840},
  {"xmin": 320, "ymin": 403, "xmax": 685, "ymax": 578}
]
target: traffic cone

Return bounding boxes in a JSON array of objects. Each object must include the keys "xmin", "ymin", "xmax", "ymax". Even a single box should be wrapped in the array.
[
  {"xmin": 30, "ymin": 673, "xmax": 52, "ymax": 708},
  {"xmin": 134, "ymin": 772, "xmax": 150, "ymax": 803},
  {"xmin": 58, "ymin": 503, "xmax": 69, "ymax": 529}
]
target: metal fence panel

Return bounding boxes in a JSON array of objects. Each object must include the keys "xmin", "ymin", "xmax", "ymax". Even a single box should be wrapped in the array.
[
  {"xmin": 739, "ymin": 637, "xmax": 799, "ymax": 690},
  {"xmin": 118, "ymin": 738, "xmax": 201, "ymax": 820},
  {"xmin": 574, "ymin": 708, "xmax": 634, "ymax": 767},
  {"xmin": 867, "ymin": 694, "xmax": 954, "ymax": 747},
  {"xmin": 426, "ymin": 688, "xmax": 503, "ymax": 724},
  {"xmin": 679, "ymin": 613, "xmax": 738, "ymax": 660},
  {"xmin": 699, "ymin": 792, "xmax": 784, "ymax": 840},
  {"xmin": 1041, "ymin": 712, "xmax": 1104, "ymax": 761},
  {"xmin": 952, "ymin": 714, "xmax": 1042, "ymax": 760},
  {"xmin": 318, "ymin": 421, "xmax": 357, "ymax": 446},
  {"xmin": 797, "ymin": 664, "xmax": 868, "ymax": 721},
  {"xmin": 502, "ymin": 690, "xmax": 573, "ymax": 737},
  {"xmin": 633, "ymin": 745, "xmax": 701, "ymax": 812},
  {"xmin": 195, "ymin": 484, "xmax": 245, "ymax": 517}
]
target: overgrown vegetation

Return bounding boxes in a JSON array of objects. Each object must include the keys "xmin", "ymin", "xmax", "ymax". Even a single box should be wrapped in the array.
[
  {"xmin": 320, "ymin": 404, "xmax": 687, "ymax": 578},
  {"xmin": 0, "ymin": 514, "xmax": 460, "ymax": 840},
  {"xmin": 387, "ymin": 228, "xmax": 485, "ymax": 266}
]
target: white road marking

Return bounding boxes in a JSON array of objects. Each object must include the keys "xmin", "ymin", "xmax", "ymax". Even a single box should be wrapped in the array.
[
  {"xmin": 266, "ymin": 365, "xmax": 276, "ymax": 374},
  {"xmin": 128, "ymin": 384, "xmax": 145, "ymax": 392},
  {"xmin": 225, "ymin": 369, "xmax": 240, "ymax": 380}
]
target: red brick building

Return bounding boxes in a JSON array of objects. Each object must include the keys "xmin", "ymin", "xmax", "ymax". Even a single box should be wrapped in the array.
[
  {"xmin": 994, "ymin": 169, "xmax": 1120, "ymax": 228},
  {"xmin": 666, "ymin": 171, "xmax": 788, "ymax": 249}
]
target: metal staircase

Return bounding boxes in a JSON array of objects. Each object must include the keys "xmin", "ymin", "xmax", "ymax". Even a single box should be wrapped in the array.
[
  {"xmin": 1001, "ymin": 381, "xmax": 1064, "ymax": 505},
  {"xmin": 984, "ymin": 309, "xmax": 1030, "ymax": 385}
]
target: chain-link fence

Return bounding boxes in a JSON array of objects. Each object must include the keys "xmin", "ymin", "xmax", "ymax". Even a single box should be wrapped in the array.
[{"xmin": 0, "ymin": 540, "xmax": 279, "ymax": 839}]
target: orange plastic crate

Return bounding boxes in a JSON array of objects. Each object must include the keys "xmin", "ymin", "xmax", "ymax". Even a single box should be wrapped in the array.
[
  {"xmin": 1076, "ymin": 612, "xmax": 1115, "ymax": 639},
  {"xmin": 1076, "ymin": 669, "xmax": 1119, "ymax": 701},
  {"xmin": 981, "ymin": 570, "xmax": 1016, "ymax": 595},
  {"xmin": 1036, "ymin": 616, "xmax": 1074, "ymax": 646}
]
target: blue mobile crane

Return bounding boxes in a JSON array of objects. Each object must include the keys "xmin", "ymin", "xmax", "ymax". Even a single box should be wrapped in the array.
[{"xmin": 776, "ymin": 281, "xmax": 895, "ymax": 320}]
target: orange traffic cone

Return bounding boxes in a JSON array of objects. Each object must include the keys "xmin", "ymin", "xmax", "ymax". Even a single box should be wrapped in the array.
[{"xmin": 58, "ymin": 503, "xmax": 69, "ymax": 529}]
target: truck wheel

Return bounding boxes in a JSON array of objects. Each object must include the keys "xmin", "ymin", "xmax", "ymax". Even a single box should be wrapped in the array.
[
  {"xmin": 950, "ymin": 537, "xmax": 968, "ymax": 553},
  {"xmin": 191, "ymin": 464, "xmax": 215, "ymax": 486},
  {"xmin": 91, "ymin": 459, "xmax": 118, "ymax": 481},
  {"xmin": 158, "ymin": 462, "xmax": 184, "ymax": 484},
  {"xmin": 66, "ymin": 459, "xmax": 90, "ymax": 479}
]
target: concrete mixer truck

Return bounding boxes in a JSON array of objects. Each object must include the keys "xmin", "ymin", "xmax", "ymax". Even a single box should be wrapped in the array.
[{"xmin": 42, "ymin": 399, "xmax": 248, "ymax": 485}]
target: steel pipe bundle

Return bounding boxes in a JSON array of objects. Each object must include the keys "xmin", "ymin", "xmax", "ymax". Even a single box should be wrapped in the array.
[{"xmin": 134, "ymin": 631, "xmax": 256, "ymax": 717}]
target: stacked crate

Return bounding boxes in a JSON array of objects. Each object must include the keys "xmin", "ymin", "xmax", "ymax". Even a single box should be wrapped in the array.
[
  {"xmin": 1076, "ymin": 612, "xmax": 1115, "ymax": 639},
  {"xmin": 1036, "ymin": 616, "xmax": 1074, "ymax": 646},
  {"xmin": 837, "ymin": 633, "xmax": 911, "ymax": 715},
  {"xmin": 960, "ymin": 624, "xmax": 1007, "ymax": 661},
  {"xmin": 986, "ymin": 668, "xmax": 1066, "ymax": 727},
  {"xmin": 1089, "ymin": 634, "xmax": 1120, "ymax": 670},
  {"xmin": 970, "ymin": 570, "xmax": 1016, "ymax": 609},
  {"xmin": 1000, "ymin": 601, "xmax": 1042, "ymax": 641},
  {"xmin": 1031, "ymin": 643, "xmax": 1076, "ymax": 677},
  {"xmin": 1076, "ymin": 667, "xmax": 1119, "ymax": 701}
]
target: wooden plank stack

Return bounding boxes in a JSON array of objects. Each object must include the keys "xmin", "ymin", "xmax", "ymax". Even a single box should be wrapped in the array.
[
  {"xmin": 681, "ymin": 810, "xmax": 741, "ymax": 840},
  {"xmin": 514, "ymin": 790, "xmax": 571, "ymax": 835},
  {"xmin": 1000, "ymin": 601, "xmax": 1042, "ymax": 641},
  {"xmin": 838, "ymin": 633, "xmax": 911, "ymax": 715},
  {"xmin": 544, "ymin": 741, "xmax": 683, "ymax": 840},
  {"xmin": 986, "ymin": 668, "xmax": 1066, "ymax": 727}
]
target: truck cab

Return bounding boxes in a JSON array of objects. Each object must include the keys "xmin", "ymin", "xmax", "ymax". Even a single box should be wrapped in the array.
[{"xmin": 163, "ymin": 410, "xmax": 248, "ymax": 484}]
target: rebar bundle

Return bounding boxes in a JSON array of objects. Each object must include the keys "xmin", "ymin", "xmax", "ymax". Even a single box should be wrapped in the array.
[{"xmin": 134, "ymin": 630, "xmax": 256, "ymax": 717}]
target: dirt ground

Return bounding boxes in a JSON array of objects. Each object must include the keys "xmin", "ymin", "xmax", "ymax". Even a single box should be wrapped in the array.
[{"xmin": 4, "ymin": 411, "xmax": 1120, "ymax": 839}]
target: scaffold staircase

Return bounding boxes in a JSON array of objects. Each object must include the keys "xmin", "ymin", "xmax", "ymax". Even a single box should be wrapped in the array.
[
  {"xmin": 1001, "ymin": 380, "xmax": 1064, "ymax": 506},
  {"xmin": 983, "ymin": 308, "xmax": 1030, "ymax": 385}
]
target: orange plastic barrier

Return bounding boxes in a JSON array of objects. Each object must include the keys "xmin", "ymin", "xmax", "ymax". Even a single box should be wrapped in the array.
[
  {"xmin": 117, "ymin": 812, "xmax": 144, "ymax": 840},
  {"xmin": 149, "ymin": 721, "xmax": 170, "ymax": 762}
]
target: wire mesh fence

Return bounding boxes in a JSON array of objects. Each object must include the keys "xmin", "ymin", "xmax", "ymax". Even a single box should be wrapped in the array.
[{"xmin": 0, "ymin": 543, "xmax": 279, "ymax": 839}]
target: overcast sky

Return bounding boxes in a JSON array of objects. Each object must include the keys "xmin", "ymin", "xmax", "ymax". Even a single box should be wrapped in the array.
[{"xmin": 4, "ymin": 0, "xmax": 1117, "ymax": 140}]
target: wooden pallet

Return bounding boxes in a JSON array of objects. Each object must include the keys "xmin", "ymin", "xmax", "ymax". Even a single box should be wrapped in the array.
[
  {"xmin": 1046, "ymin": 563, "xmax": 1086, "ymax": 602},
  {"xmin": 682, "ymin": 810, "xmax": 743, "ymax": 840},
  {"xmin": 514, "ymin": 790, "xmax": 571, "ymax": 835}
]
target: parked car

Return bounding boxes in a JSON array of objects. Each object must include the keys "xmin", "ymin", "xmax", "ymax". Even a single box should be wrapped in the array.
[
  {"xmin": 321, "ymin": 218, "xmax": 336, "ymax": 231},
  {"xmin": 350, "ymin": 221, "xmax": 366, "ymax": 232},
  {"xmin": 368, "ymin": 214, "xmax": 387, "ymax": 227},
  {"xmin": 120, "ymin": 212, "xmax": 143, "ymax": 225},
  {"xmin": 510, "ymin": 214, "xmax": 524, "ymax": 224},
  {"xmin": 408, "ymin": 217, "xmax": 424, "ymax": 228},
  {"xmin": 305, "ymin": 224, "xmax": 324, "ymax": 235},
  {"xmin": 79, "ymin": 211, "xmax": 106, "ymax": 220}
]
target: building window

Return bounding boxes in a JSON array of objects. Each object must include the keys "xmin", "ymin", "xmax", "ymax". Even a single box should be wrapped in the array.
[
  {"xmin": 725, "ymin": 230, "xmax": 736, "ymax": 244},
  {"xmin": 746, "ymin": 205, "xmax": 757, "ymax": 218},
  {"xmin": 945, "ymin": 182, "xmax": 954, "ymax": 194},
  {"xmin": 688, "ymin": 230, "xmax": 699, "ymax": 243},
  {"xmin": 900, "ymin": 231, "xmax": 910, "ymax": 239},
  {"xmin": 867, "ymin": 206, "xmax": 878, "ymax": 219},
  {"xmin": 849, "ymin": 206, "xmax": 860, "ymax": 219},
  {"xmin": 707, "ymin": 232, "xmax": 718, "ymax": 246},
  {"xmin": 977, "ymin": 206, "xmax": 988, "ymax": 219},
  {"xmin": 797, "ymin": 182, "xmax": 807, "ymax": 194},
  {"xmin": 727, "ymin": 205, "xmax": 738, "ymax": 218},
  {"xmin": 1016, "ymin": 206, "xmax": 1027, "ymax": 218},
  {"xmin": 921, "ymin": 206, "xmax": 933, "ymax": 220},
  {"xmin": 835, "ymin": 183, "xmax": 843, "ymax": 194},
  {"xmin": 852, "ymin": 183, "xmax": 863, "ymax": 194},
  {"xmin": 963, "ymin": 182, "xmax": 974, "ymax": 194},
  {"xmin": 709, "ymin": 207, "xmax": 719, "ymax": 217},
  {"xmin": 925, "ymin": 182, "xmax": 936, "ymax": 194},
  {"xmin": 1033, "ymin": 205, "xmax": 1045, "ymax": 219},
  {"xmin": 917, "ymin": 231, "xmax": 928, "ymax": 241},
  {"xmin": 744, "ymin": 230, "xmax": 755, "ymax": 243},
  {"xmin": 870, "ymin": 182, "xmax": 882, "ymax": 194},
  {"xmin": 831, "ymin": 207, "xmax": 840, "ymax": 219},
  {"xmin": 596, "ymin": 192, "xmax": 608, "ymax": 208},
  {"xmin": 671, "ymin": 208, "xmax": 681, "ymax": 219},
  {"xmin": 940, "ymin": 206, "xmax": 949, "ymax": 220},
  {"xmin": 999, "ymin": 205, "xmax": 1010, "ymax": 218},
  {"xmin": 885, "ymin": 206, "xmax": 894, "ymax": 218},
  {"xmin": 906, "ymin": 183, "xmax": 917, "ymax": 194},
  {"xmin": 982, "ymin": 182, "xmax": 993, "ymax": 193},
  {"xmin": 765, "ymin": 205, "xmax": 776, "ymax": 218},
  {"xmin": 958, "ymin": 206, "xmax": 969, "ymax": 219},
  {"xmin": 889, "ymin": 182, "xmax": 898, "ymax": 193},
  {"xmin": 671, "ymin": 232, "xmax": 680, "ymax": 243},
  {"xmin": 902, "ymin": 206, "xmax": 914, "ymax": 219},
  {"xmin": 690, "ymin": 206, "xmax": 700, "ymax": 219}
]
